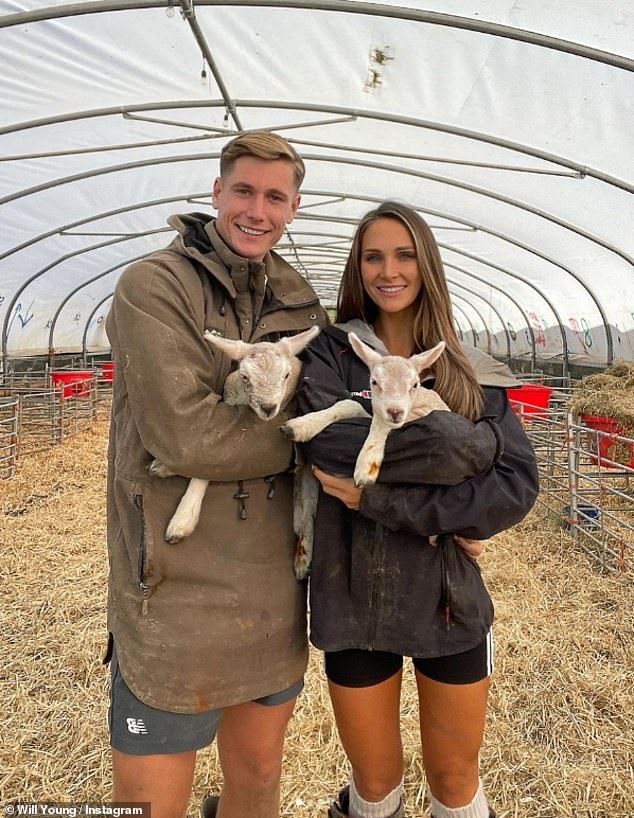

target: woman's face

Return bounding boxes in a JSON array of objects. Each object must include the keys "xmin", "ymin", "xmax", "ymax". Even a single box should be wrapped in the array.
[{"xmin": 360, "ymin": 217, "xmax": 422, "ymax": 320}]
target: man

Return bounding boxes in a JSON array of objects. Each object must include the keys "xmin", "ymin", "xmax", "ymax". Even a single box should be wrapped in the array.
[{"xmin": 105, "ymin": 131, "xmax": 328, "ymax": 818}]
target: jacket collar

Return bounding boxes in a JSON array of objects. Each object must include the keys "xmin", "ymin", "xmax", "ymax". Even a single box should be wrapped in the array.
[{"xmin": 167, "ymin": 212, "xmax": 318, "ymax": 309}]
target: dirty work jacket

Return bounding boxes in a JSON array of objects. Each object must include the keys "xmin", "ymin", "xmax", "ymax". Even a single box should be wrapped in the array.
[
  {"xmin": 105, "ymin": 214, "xmax": 328, "ymax": 712},
  {"xmin": 296, "ymin": 322, "xmax": 539, "ymax": 658}
]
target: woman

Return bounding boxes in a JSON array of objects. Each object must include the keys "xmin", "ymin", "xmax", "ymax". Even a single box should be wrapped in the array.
[{"xmin": 295, "ymin": 202, "xmax": 539, "ymax": 818}]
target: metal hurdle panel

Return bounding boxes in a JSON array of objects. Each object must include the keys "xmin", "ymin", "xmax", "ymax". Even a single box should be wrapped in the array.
[
  {"xmin": 0, "ymin": 396, "xmax": 19, "ymax": 479},
  {"xmin": 518, "ymin": 390, "xmax": 634, "ymax": 577},
  {"xmin": 565, "ymin": 416, "xmax": 633, "ymax": 575},
  {"xmin": 2, "ymin": 373, "xmax": 99, "ymax": 461}
]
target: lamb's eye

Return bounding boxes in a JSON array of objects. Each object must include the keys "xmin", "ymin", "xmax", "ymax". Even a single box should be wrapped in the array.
[
  {"xmin": 284, "ymin": 372, "xmax": 290, "ymax": 380},
  {"xmin": 241, "ymin": 373, "xmax": 249, "ymax": 382},
  {"xmin": 371, "ymin": 378, "xmax": 378, "ymax": 386},
  {"xmin": 413, "ymin": 382, "xmax": 419, "ymax": 389}
]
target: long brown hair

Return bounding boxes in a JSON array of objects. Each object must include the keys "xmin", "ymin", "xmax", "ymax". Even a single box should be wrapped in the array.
[{"xmin": 337, "ymin": 201, "xmax": 483, "ymax": 419}]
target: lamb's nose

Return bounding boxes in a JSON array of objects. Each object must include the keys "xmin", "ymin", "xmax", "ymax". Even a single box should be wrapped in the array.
[
  {"xmin": 388, "ymin": 408, "xmax": 403, "ymax": 423},
  {"xmin": 260, "ymin": 404, "xmax": 277, "ymax": 418}
]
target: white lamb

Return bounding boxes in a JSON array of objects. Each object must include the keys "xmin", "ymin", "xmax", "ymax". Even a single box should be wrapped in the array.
[
  {"xmin": 282, "ymin": 332, "xmax": 449, "ymax": 488},
  {"xmin": 148, "ymin": 325, "xmax": 320, "ymax": 579}
]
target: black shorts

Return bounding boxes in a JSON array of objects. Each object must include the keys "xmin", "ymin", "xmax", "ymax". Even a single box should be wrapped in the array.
[{"xmin": 325, "ymin": 629, "xmax": 494, "ymax": 687}]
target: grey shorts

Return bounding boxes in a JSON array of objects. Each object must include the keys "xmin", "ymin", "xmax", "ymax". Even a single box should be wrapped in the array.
[{"xmin": 108, "ymin": 646, "xmax": 304, "ymax": 755}]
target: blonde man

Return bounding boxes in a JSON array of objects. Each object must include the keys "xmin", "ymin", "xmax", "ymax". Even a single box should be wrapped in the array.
[{"xmin": 105, "ymin": 131, "xmax": 328, "ymax": 818}]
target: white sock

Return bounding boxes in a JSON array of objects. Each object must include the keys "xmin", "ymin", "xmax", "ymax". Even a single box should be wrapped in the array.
[
  {"xmin": 427, "ymin": 780, "xmax": 489, "ymax": 818},
  {"xmin": 349, "ymin": 775, "xmax": 403, "ymax": 818}
]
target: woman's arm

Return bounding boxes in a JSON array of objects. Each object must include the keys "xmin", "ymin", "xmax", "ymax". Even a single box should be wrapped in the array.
[
  {"xmin": 358, "ymin": 388, "xmax": 540, "ymax": 539},
  {"xmin": 296, "ymin": 334, "xmax": 501, "ymax": 485}
]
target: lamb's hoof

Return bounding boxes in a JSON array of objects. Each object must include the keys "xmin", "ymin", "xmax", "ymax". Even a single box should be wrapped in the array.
[
  {"xmin": 279, "ymin": 422, "xmax": 297, "ymax": 439},
  {"xmin": 353, "ymin": 470, "xmax": 377, "ymax": 488},
  {"xmin": 148, "ymin": 459, "xmax": 173, "ymax": 479},
  {"xmin": 294, "ymin": 555, "xmax": 310, "ymax": 581},
  {"xmin": 293, "ymin": 539, "xmax": 311, "ymax": 580},
  {"xmin": 165, "ymin": 520, "xmax": 191, "ymax": 544},
  {"xmin": 281, "ymin": 418, "xmax": 309, "ymax": 441}
]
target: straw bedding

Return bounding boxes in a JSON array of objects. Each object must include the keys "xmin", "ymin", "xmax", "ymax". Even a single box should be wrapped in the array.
[{"xmin": 1, "ymin": 417, "xmax": 633, "ymax": 817}]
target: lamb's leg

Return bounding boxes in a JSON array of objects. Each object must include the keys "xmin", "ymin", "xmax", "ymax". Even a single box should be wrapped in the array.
[
  {"xmin": 353, "ymin": 418, "xmax": 390, "ymax": 487},
  {"xmin": 281, "ymin": 399, "xmax": 368, "ymax": 442},
  {"xmin": 293, "ymin": 465, "xmax": 319, "ymax": 580},
  {"xmin": 164, "ymin": 478, "xmax": 209, "ymax": 544}
]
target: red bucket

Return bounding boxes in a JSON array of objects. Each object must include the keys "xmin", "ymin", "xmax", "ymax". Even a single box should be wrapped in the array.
[
  {"xmin": 582, "ymin": 414, "xmax": 634, "ymax": 469},
  {"xmin": 51, "ymin": 370, "xmax": 94, "ymax": 397},
  {"xmin": 100, "ymin": 361, "xmax": 115, "ymax": 382},
  {"xmin": 506, "ymin": 384, "xmax": 553, "ymax": 418}
]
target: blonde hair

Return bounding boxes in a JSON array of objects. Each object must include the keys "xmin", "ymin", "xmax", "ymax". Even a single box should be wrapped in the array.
[
  {"xmin": 337, "ymin": 201, "xmax": 484, "ymax": 420},
  {"xmin": 220, "ymin": 131, "xmax": 305, "ymax": 190}
]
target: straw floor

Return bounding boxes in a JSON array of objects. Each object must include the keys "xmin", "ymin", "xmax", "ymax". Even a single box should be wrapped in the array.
[{"xmin": 1, "ymin": 416, "xmax": 633, "ymax": 817}]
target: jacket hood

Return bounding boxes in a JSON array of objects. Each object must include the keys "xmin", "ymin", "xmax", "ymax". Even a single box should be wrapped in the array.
[{"xmin": 330, "ymin": 319, "xmax": 518, "ymax": 388}]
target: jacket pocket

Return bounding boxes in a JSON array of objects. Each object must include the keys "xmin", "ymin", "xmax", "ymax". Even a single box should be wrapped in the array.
[
  {"xmin": 133, "ymin": 493, "xmax": 150, "ymax": 593},
  {"xmin": 439, "ymin": 534, "xmax": 493, "ymax": 630}
]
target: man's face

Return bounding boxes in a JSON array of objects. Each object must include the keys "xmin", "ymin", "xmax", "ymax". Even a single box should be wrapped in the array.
[{"xmin": 212, "ymin": 156, "xmax": 301, "ymax": 261}]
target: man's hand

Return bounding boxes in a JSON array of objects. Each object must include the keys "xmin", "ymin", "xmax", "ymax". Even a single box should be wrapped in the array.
[
  {"xmin": 311, "ymin": 466, "xmax": 362, "ymax": 510},
  {"xmin": 454, "ymin": 536, "xmax": 487, "ymax": 559}
]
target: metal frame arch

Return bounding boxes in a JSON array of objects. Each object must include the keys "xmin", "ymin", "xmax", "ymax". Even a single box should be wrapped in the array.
[
  {"xmin": 448, "ymin": 281, "xmax": 511, "ymax": 361},
  {"xmin": 440, "ymin": 243, "xmax": 570, "ymax": 376},
  {"xmin": 82, "ymin": 293, "xmax": 114, "ymax": 362},
  {"xmin": 2, "ymin": 229, "xmax": 171, "ymax": 367},
  {"xmin": 450, "ymin": 302, "xmax": 479, "ymax": 348},
  {"xmin": 1, "ymin": 175, "xmax": 615, "ymax": 367},
  {"xmin": 2, "ymin": 98, "xmax": 633, "ymax": 197},
  {"xmin": 2, "ymin": 1, "xmax": 633, "ymax": 74},
  {"xmin": 444, "ymin": 262, "xmax": 537, "ymax": 368},
  {"xmin": 4, "ymin": 148, "xmax": 625, "ymax": 316},
  {"xmin": 449, "ymin": 292, "xmax": 493, "ymax": 354},
  {"xmin": 47, "ymin": 252, "xmax": 152, "ymax": 360}
]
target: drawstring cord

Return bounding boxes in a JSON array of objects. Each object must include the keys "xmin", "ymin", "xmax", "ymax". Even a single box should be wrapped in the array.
[{"xmin": 233, "ymin": 476, "xmax": 277, "ymax": 520}]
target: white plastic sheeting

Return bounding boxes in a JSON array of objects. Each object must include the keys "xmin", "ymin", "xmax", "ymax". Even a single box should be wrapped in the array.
[{"xmin": 1, "ymin": 1, "xmax": 633, "ymax": 369}]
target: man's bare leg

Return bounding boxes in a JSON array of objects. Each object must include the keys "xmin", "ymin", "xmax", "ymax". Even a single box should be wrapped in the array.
[
  {"xmin": 112, "ymin": 748, "xmax": 196, "ymax": 818},
  {"xmin": 215, "ymin": 697, "xmax": 297, "ymax": 818}
]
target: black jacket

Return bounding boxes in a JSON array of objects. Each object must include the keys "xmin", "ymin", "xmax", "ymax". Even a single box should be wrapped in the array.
[{"xmin": 296, "ymin": 322, "xmax": 539, "ymax": 658}]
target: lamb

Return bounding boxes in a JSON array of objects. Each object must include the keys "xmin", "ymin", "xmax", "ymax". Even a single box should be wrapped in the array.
[
  {"xmin": 147, "ymin": 325, "xmax": 320, "ymax": 579},
  {"xmin": 282, "ymin": 332, "xmax": 449, "ymax": 488}
]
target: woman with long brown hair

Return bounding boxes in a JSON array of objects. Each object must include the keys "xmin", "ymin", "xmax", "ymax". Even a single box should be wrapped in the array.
[{"xmin": 296, "ymin": 201, "xmax": 539, "ymax": 818}]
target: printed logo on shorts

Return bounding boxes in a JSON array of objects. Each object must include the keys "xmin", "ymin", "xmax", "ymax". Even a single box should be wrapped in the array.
[{"xmin": 126, "ymin": 717, "xmax": 148, "ymax": 735}]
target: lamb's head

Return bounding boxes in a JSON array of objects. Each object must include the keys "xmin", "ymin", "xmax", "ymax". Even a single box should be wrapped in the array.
[
  {"xmin": 348, "ymin": 332, "xmax": 446, "ymax": 428},
  {"xmin": 205, "ymin": 326, "xmax": 319, "ymax": 420}
]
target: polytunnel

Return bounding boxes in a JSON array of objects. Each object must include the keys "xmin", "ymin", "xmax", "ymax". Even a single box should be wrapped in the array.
[{"xmin": 1, "ymin": 0, "xmax": 633, "ymax": 377}]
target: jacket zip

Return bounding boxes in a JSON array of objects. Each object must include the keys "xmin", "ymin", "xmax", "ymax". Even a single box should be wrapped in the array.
[
  {"xmin": 439, "ymin": 534, "xmax": 453, "ymax": 628},
  {"xmin": 133, "ymin": 494, "xmax": 151, "ymax": 614}
]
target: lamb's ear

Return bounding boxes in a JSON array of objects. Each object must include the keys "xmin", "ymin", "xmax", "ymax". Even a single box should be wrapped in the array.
[
  {"xmin": 411, "ymin": 341, "xmax": 446, "ymax": 376},
  {"xmin": 204, "ymin": 331, "xmax": 250, "ymax": 361},
  {"xmin": 278, "ymin": 325, "xmax": 321, "ymax": 357},
  {"xmin": 348, "ymin": 332, "xmax": 384, "ymax": 368}
]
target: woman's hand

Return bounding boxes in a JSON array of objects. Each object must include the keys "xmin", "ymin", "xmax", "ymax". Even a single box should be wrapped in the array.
[
  {"xmin": 311, "ymin": 466, "xmax": 362, "ymax": 510},
  {"xmin": 454, "ymin": 536, "xmax": 487, "ymax": 559}
]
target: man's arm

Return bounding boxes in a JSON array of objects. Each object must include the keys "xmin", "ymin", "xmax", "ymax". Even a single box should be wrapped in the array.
[{"xmin": 110, "ymin": 258, "xmax": 292, "ymax": 481}]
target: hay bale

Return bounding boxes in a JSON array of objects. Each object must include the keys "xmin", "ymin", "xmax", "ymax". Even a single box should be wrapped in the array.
[{"xmin": 570, "ymin": 360, "xmax": 634, "ymax": 433}]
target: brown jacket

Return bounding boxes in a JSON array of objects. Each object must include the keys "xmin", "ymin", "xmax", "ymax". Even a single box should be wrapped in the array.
[{"xmin": 105, "ymin": 214, "xmax": 327, "ymax": 712}]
